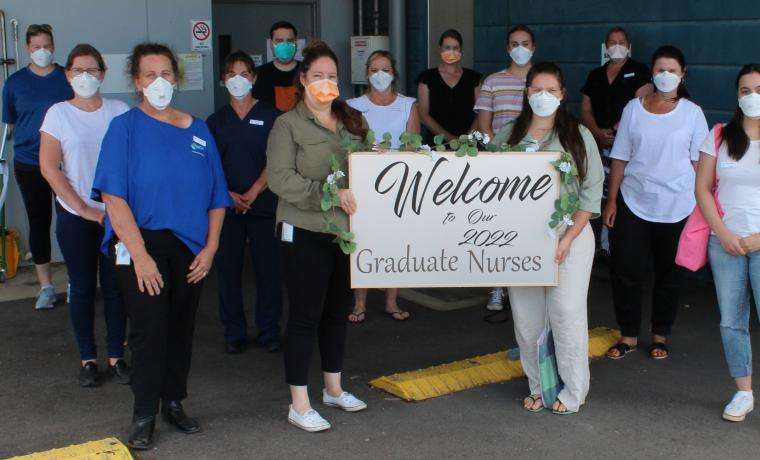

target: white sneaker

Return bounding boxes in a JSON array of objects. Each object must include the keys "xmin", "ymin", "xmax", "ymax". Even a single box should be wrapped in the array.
[
  {"xmin": 35, "ymin": 285, "xmax": 57, "ymax": 310},
  {"xmin": 322, "ymin": 390, "xmax": 367, "ymax": 412},
  {"xmin": 723, "ymin": 391, "xmax": 754, "ymax": 422},
  {"xmin": 486, "ymin": 288, "xmax": 504, "ymax": 311},
  {"xmin": 288, "ymin": 405, "xmax": 331, "ymax": 432}
]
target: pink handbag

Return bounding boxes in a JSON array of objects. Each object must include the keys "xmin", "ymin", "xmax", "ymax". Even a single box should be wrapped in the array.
[{"xmin": 675, "ymin": 123, "xmax": 725, "ymax": 271}]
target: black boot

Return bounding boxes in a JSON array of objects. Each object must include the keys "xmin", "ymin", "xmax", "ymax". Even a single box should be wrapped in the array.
[
  {"xmin": 127, "ymin": 415, "xmax": 155, "ymax": 450},
  {"xmin": 161, "ymin": 400, "xmax": 201, "ymax": 434}
]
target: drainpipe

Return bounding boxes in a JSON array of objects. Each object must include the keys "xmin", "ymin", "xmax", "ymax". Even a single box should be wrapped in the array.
[
  {"xmin": 373, "ymin": 0, "xmax": 380, "ymax": 35},
  {"xmin": 389, "ymin": 0, "xmax": 406, "ymax": 93},
  {"xmin": 358, "ymin": 0, "xmax": 363, "ymax": 35}
]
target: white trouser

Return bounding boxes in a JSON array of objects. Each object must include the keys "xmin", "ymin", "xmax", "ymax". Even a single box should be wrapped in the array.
[{"xmin": 508, "ymin": 223, "xmax": 595, "ymax": 412}]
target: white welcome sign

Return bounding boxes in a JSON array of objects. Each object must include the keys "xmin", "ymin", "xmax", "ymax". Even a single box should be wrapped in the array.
[{"xmin": 349, "ymin": 152, "xmax": 560, "ymax": 288}]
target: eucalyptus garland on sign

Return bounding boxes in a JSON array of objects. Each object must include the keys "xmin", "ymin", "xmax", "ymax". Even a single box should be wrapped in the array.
[{"xmin": 321, "ymin": 129, "xmax": 580, "ymax": 254}]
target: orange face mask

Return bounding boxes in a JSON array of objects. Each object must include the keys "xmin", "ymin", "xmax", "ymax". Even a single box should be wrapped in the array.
[
  {"xmin": 306, "ymin": 78, "xmax": 339, "ymax": 104},
  {"xmin": 440, "ymin": 50, "xmax": 462, "ymax": 64}
]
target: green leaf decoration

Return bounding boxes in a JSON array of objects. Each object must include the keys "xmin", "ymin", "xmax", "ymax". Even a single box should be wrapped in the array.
[
  {"xmin": 560, "ymin": 193, "xmax": 569, "ymax": 210},
  {"xmin": 466, "ymin": 145, "xmax": 478, "ymax": 157},
  {"xmin": 458, "ymin": 134, "xmax": 469, "ymax": 143},
  {"xmin": 449, "ymin": 139, "xmax": 460, "ymax": 150},
  {"xmin": 433, "ymin": 134, "xmax": 445, "ymax": 146},
  {"xmin": 455, "ymin": 144, "xmax": 467, "ymax": 157},
  {"xmin": 435, "ymin": 144, "xmax": 448, "ymax": 152},
  {"xmin": 549, "ymin": 219, "xmax": 559, "ymax": 229},
  {"xmin": 365, "ymin": 130, "xmax": 376, "ymax": 147},
  {"xmin": 340, "ymin": 231, "xmax": 355, "ymax": 241},
  {"xmin": 555, "ymin": 199, "xmax": 563, "ymax": 212},
  {"xmin": 485, "ymin": 143, "xmax": 500, "ymax": 152},
  {"xmin": 329, "ymin": 154, "xmax": 341, "ymax": 172},
  {"xmin": 320, "ymin": 195, "xmax": 332, "ymax": 211}
]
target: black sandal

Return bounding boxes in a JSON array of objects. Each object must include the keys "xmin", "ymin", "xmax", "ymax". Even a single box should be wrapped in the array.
[
  {"xmin": 649, "ymin": 342, "xmax": 669, "ymax": 360},
  {"xmin": 606, "ymin": 342, "xmax": 637, "ymax": 360}
]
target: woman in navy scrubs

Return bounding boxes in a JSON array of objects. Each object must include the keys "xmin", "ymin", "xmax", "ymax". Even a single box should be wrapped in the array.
[
  {"xmin": 2, "ymin": 24, "xmax": 73, "ymax": 309},
  {"xmin": 207, "ymin": 51, "xmax": 283, "ymax": 355},
  {"xmin": 92, "ymin": 43, "xmax": 231, "ymax": 450}
]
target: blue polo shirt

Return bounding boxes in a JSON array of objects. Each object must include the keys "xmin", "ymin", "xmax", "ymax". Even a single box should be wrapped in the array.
[
  {"xmin": 2, "ymin": 65, "xmax": 73, "ymax": 167},
  {"xmin": 92, "ymin": 108, "xmax": 232, "ymax": 255},
  {"xmin": 206, "ymin": 101, "xmax": 279, "ymax": 217}
]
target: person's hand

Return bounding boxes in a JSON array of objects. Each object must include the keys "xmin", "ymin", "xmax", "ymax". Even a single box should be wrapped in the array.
[
  {"xmin": 187, "ymin": 246, "xmax": 216, "ymax": 284},
  {"xmin": 603, "ymin": 200, "xmax": 617, "ymax": 228},
  {"xmin": 594, "ymin": 128, "xmax": 615, "ymax": 147},
  {"xmin": 555, "ymin": 233, "xmax": 574, "ymax": 265},
  {"xmin": 133, "ymin": 254, "xmax": 164, "ymax": 296},
  {"xmin": 81, "ymin": 206, "xmax": 105, "ymax": 226},
  {"xmin": 229, "ymin": 191, "xmax": 250, "ymax": 214},
  {"xmin": 740, "ymin": 234, "xmax": 760, "ymax": 254},
  {"xmin": 337, "ymin": 189, "xmax": 357, "ymax": 215},
  {"xmin": 240, "ymin": 185, "xmax": 261, "ymax": 207},
  {"xmin": 718, "ymin": 229, "xmax": 746, "ymax": 257}
]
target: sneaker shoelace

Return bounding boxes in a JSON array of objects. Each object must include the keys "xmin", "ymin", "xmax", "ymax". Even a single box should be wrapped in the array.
[
  {"xmin": 726, "ymin": 394, "xmax": 753, "ymax": 413},
  {"xmin": 488, "ymin": 289, "xmax": 502, "ymax": 304}
]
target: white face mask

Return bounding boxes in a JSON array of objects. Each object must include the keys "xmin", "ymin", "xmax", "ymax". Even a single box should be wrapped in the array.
[
  {"xmin": 30, "ymin": 48, "xmax": 53, "ymax": 67},
  {"xmin": 142, "ymin": 76, "xmax": 174, "ymax": 110},
  {"xmin": 225, "ymin": 75, "xmax": 253, "ymax": 100},
  {"xmin": 528, "ymin": 90, "xmax": 561, "ymax": 117},
  {"xmin": 369, "ymin": 70, "xmax": 393, "ymax": 92},
  {"xmin": 70, "ymin": 72, "xmax": 101, "ymax": 99},
  {"xmin": 739, "ymin": 93, "xmax": 760, "ymax": 119},
  {"xmin": 509, "ymin": 46, "xmax": 533, "ymax": 66},
  {"xmin": 607, "ymin": 44, "xmax": 628, "ymax": 61},
  {"xmin": 653, "ymin": 71, "xmax": 681, "ymax": 93}
]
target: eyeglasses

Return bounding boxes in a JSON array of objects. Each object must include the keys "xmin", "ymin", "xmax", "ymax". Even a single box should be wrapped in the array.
[
  {"xmin": 71, "ymin": 67, "xmax": 102, "ymax": 77},
  {"xmin": 527, "ymin": 86, "xmax": 562, "ymax": 96}
]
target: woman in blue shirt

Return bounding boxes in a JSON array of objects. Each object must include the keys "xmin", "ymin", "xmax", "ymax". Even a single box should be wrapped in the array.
[
  {"xmin": 91, "ymin": 43, "xmax": 230, "ymax": 451},
  {"xmin": 2, "ymin": 24, "xmax": 73, "ymax": 309},
  {"xmin": 206, "ymin": 51, "xmax": 283, "ymax": 355}
]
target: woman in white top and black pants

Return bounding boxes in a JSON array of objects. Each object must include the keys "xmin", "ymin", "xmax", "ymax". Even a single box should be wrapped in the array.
[
  {"xmin": 346, "ymin": 50, "xmax": 419, "ymax": 323},
  {"xmin": 697, "ymin": 64, "xmax": 760, "ymax": 422},
  {"xmin": 40, "ymin": 44, "xmax": 131, "ymax": 387},
  {"xmin": 603, "ymin": 46, "xmax": 708, "ymax": 360}
]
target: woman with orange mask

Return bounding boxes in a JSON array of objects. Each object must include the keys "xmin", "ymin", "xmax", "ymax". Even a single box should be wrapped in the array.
[
  {"xmin": 416, "ymin": 29, "xmax": 482, "ymax": 145},
  {"xmin": 267, "ymin": 40, "xmax": 369, "ymax": 432}
]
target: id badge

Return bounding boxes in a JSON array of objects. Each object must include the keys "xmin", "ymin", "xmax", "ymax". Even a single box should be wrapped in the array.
[
  {"xmin": 115, "ymin": 241, "xmax": 131, "ymax": 265},
  {"xmin": 281, "ymin": 222, "xmax": 294, "ymax": 243}
]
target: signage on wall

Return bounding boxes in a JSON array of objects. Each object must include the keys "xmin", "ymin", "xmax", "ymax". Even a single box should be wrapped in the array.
[{"xmin": 191, "ymin": 19, "xmax": 212, "ymax": 51}]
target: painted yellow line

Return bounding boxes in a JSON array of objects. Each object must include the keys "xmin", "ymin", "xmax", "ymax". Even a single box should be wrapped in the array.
[
  {"xmin": 8, "ymin": 437, "xmax": 132, "ymax": 460},
  {"xmin": 370, "ymin": 327, "xmax": 620, "ymax": 401}
]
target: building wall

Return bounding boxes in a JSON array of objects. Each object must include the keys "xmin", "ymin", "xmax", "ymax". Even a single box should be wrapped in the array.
[{"xmin": 474, "ymin": 0, "xmax": 760, "ymax": 123}]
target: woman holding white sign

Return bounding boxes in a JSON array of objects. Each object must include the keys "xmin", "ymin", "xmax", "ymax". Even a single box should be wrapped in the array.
[
  {"xmin": 489, "ymin": 62, "xmax": 604, "ymax": 414},
  {"xmin": 267, "ymin": 40, "xmax": 369, "ymax": 432},
  {"xmin": 347, "ymin": 49, "xmax": 419, "ymax": 322}
]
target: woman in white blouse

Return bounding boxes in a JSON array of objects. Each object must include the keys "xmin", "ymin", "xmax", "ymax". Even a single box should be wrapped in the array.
[
  {"xmin": 696, "ymin": 64, "xmax": 760, "ymax": 423},
  {"xmin": 346, "ymin": 50, "xmax": 419, "ymax": 323},
  {"xmin": 603, "ymin": 45, "xmax": 708, "ymax": 360}
]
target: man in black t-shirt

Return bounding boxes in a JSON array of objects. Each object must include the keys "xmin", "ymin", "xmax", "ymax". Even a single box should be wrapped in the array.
[{"xmin": 253, "ymin": 20, "xmax": 300, "ymax": 112}]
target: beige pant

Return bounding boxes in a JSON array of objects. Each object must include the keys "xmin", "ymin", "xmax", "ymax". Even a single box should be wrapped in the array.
[{"xmin": 508, "ymin": 223, "xmax": 595, "ymax": 412}]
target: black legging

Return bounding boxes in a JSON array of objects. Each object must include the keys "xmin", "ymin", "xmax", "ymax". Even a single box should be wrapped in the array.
[
  {"xmin": 281, "ymin": 226, "xmax": 352, "ymax": 386},
  {"xmin": 14, "ymin": 163, "xmax": 52, "ymax": 265}
]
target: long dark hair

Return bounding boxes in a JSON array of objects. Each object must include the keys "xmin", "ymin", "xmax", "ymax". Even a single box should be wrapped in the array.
[
  {"xmin": 507, "ymin": 62, "xmax": 587, "ymax": 180},
  {"xmin": 723, "ymin": 63, "xmax": 760, "ymax": 161},
  {"xmin": 651, "ymin": 45, "xmax": 689, "ymax": 100},
  {"xmin": 296, "ymin": 40, "xmax": 366, "ymax": 138}
]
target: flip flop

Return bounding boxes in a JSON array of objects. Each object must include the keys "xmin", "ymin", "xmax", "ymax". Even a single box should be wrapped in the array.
[
  {"xmin": 606, "ymin": 342, "xmax": 637, "ymax": 360},
  {"xmin": 649, "ymin": 342, "xmax": 669, "ymax": 360},
  {"xmin": 385, "ymin": 309, "xmax": 410, "ymax": 321},
  {"xmin": 523, "ymin": 395, "xmax": 543, "ymax": 412},
  {"xmin": 348, "ymin": 309, "xmax": 366, "ymax": 323},
  {"xmin": 552, "ymin": 401, "xmax": 575, "ymax": 415}
]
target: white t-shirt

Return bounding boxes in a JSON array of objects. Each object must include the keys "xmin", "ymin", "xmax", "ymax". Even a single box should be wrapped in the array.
[
  {"xmin": 610, "ymin": 97, "xmax": 708, "ymax": 223},
  {"xmin": 347, "ymin": 94, "xmax": 415, "ymax": 149},
  {"xmin": 40, "ymin": 98, "xmax": 130, "ymax": 215},
  {"xmin": 701, "ymin": 125, "xmax": 760, "ymax": 237}
]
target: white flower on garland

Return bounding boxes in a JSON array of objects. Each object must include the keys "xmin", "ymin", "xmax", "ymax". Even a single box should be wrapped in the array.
[
  {"xmin": 420, "ymin": 144, "xmax": 432, "ymax": 152},
  {"xmin": 467, "ymin": 133, "xmax": 474, "ymax": 142},
  {"xmin": 562, "ymin": 214, "xmax": 575, "ymax": 226},
  {"xmin": 326, "ymin": 173, "xmax": 337, "ymax": 185},
  {"xmin": 334, "ymin": 170, "xmax": 345, "ymax": 180},
  {"xmin": 471, "ymin": 131, "xmax": 484, "ymax": 142},
  {"xmin": 482, "ymin": 133, "xmax": 491, "ymax": 145},
  {"xmin": 558, "ymin": 161, "xmax": 572, "ymax": 173}
]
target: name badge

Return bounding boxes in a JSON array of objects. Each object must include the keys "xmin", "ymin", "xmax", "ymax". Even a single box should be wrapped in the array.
[
  {"xmin": 623, "ymin": 72, "xmax": 635, "ymax": 78},
  {"xmin": 281, "ymin": 222, "xmax": 294, "ymax": 243},
  {"xmin": 249, "ymin": 119, "xmax": 264, "ymax": 126},
  {"xmin": 115, "ymin": 241, "xmax": 131, "ymax": 266},
  {"xmin": 719, "ymin": 161, "xmax": 738, "ymax": 169},
  {"xmin": 192, "ymin": 135, "xmax": 206, "ymax": 147}
]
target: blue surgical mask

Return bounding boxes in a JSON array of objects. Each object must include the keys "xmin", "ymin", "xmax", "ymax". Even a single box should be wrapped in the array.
[{"xmin": 273, "ymin": 42, "xmax": 296, "ymax": 62}]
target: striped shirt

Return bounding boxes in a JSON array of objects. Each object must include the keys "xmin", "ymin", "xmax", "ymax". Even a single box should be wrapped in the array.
[{"xmin": 474, "ymin": 70, "xmax": 526, "ymax": 132}]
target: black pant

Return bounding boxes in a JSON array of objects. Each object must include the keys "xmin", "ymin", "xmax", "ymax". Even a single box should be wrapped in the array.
[
  {"xmin": 215, "ymin": 212, "xmax": 282, "ymax": 344},
  {"xmin": 609, "ymin": 195, "xmax": 686, "ymax": 337},
  {"xmin": 111, "ymin": 230, "xmax": 203, "ymax": 418},
  {"xmin": 14, "ymin": 163, "xmax": 52, "ymax": 264},
  {"xmin": 281, "ymin": 226, "xmax": 351, "ymax": 386}
]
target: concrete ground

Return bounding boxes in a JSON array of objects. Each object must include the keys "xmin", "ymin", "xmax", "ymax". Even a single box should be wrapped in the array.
[{"xmin": 1, "ymin": 263, "xmax": 759, "ymax": 459}]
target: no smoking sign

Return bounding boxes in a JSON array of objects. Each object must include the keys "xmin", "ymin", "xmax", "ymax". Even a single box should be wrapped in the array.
[{"xmin": 191, "ymin": 19, "xmax": 212, "ymax": 51}]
